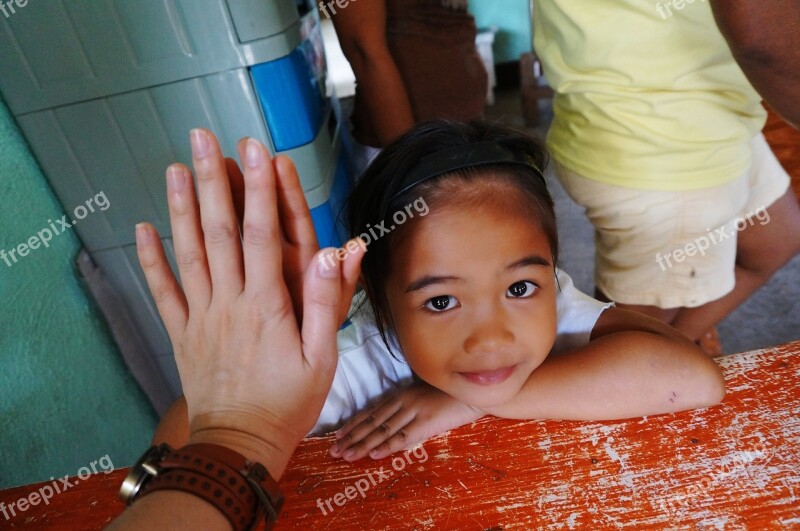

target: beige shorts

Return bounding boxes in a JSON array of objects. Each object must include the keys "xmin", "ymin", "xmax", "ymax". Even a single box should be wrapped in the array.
[{"xmin": 558, "ymin": 133, "xmax": 791, "ymax": 309}]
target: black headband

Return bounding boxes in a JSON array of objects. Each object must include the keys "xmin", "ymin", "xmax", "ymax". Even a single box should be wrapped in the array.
[{"xmin": 391, "ymin": 141, "xmax": 545, "ymax": 199}]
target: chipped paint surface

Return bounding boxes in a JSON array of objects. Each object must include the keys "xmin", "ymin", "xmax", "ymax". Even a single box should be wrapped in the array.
[
  {"xmin": 277, "ymin": 342, "xmax": 800, "ymax": 529},
  {"xmin": 0, "ymin": 343, "xmax": 797, "ymax": 529}
]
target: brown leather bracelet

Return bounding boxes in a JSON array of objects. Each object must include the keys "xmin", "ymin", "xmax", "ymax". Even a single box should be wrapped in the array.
[
  {"xmin": 141, "ymin": 468, "xmax": 254, "ymax": 529},
  {"xmin": 135, "ymin": 443, "xmax": 284, "ymax": 531},
  {"xmin": 141, "ymin": 445, "xmax": 256, "ymax": 508}
]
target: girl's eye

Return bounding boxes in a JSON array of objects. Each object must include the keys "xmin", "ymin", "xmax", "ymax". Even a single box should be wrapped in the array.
[
  {"xmin": 424, "ymin": 295, "xmax": 459, "ymax": 312},
  {"xmin": 507, "ymin": 281, "xmax": 538, "ymax": 299}
]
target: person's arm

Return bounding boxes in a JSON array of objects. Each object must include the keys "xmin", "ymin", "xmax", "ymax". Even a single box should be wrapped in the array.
[
  {"xmin": 330, "ymin": 308, "xmax": 725, "ymax": 461},
  {"xmin": 484, "ymin": 308, "xmax": 726, "ymax": 419},
  {"xmin": 710, "ymin": 0, "xmax": 800, "ymax": 129},
  {"xmin": 108, "ymin": 130, "xmax": 363, "ymax": 529},
  {"xmin": 329, "ymin": 0, "xmax": 415, "ymax": 145}
]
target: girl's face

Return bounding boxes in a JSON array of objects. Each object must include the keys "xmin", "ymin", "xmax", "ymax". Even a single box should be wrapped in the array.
[{"xmin": 385, "ymin": 202, "xmax": 558, "ymax": 409}]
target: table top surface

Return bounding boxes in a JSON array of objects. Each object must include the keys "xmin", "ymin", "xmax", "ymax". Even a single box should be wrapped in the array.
[{"xmin": 2, "ymin": 341, "xmax": 799, "ymax": 530}]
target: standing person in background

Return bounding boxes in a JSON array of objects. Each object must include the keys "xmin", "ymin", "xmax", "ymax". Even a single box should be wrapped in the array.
[
  {"xmin": 533, "ymin": 1, "xmax": 800, "ymax": 355},
  {"xmin": 326, "ymin": 0, "xmax": 488, "ymax": 173},
  {"xmin": 711, "ymin": 1, "xmax": 800, "ymax": 130}
]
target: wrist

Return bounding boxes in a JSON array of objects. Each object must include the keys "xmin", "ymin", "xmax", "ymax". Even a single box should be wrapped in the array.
[
  {"xmin": 188, "ymin": 427, "xmax": 297, "ymax": 478},
  {"xmin": 121, "ymin": 441, "xmax": 286, "ymax": 531}
]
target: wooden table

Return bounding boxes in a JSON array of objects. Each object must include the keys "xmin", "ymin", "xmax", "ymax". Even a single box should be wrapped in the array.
[{"xmin": 2, "ymin": 341, "xmax": 799, "ymax": 530}]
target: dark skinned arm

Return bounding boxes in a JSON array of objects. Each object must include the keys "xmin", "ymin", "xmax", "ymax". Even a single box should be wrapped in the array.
[
  {"xmin": 710, "ymin": 0, "xmax": 800, "ymax": 129},
  {"xmin": 327, "ymin": 0, "xmax": 415, "ymax": 146}
]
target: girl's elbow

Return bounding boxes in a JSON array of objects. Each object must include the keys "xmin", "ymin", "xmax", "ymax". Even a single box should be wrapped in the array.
[
  {"xmin": 709, "ymin": 367, "xmax": 727, "ymax": 405},
  {"xmin": 694, "ymin": 362, "xmax": 726, "ymax": 408},
  {"xmin": 667, "ymin": 352, "xmax": 726, "ymax": 412}
]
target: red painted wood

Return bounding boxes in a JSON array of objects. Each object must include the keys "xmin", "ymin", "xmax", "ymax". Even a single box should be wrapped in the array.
[{"xmin": 2, "ymin": 341, "xmax": 799, "ymax": 530}]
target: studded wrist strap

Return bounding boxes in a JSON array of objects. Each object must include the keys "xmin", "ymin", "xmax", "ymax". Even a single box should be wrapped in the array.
[{"xmin": 137, "ymin": 443, "xmax": 283, "ymax": 530}]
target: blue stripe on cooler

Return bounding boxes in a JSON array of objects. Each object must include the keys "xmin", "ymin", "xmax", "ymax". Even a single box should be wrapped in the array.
[
  {"xmin": 250, "ymin": 46, "xmax": 326, "ymax": 151},
  {"xmin": 310, "ymin": 156, "xmax": 351, "ymax": 249}
]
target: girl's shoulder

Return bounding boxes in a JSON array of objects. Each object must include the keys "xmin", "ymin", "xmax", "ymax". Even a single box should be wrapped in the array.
[{"xmin": 552, "ymin": 267, "xmax": 614, "ymax": 355}]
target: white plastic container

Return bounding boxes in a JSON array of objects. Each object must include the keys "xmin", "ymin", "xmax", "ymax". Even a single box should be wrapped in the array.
[{"xmin": 476, "ymin": 27, "xmax": 498, "ymax": 105}]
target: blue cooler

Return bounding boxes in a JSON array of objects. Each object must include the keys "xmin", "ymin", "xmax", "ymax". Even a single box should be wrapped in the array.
[{"xmin": 0, "ymin": 0, "xmax": 354, "ymax": 404}]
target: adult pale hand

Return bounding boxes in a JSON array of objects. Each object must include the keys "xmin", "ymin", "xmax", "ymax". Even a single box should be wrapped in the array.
[{"xmin": 134, "ymin": 129, "xmax": 363, "ymax": 476}]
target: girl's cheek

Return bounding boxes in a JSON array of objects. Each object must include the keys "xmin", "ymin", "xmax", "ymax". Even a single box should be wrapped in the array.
[{"xmin": 402, "ymin": 346, "xmax": 437, "ymax": 379}]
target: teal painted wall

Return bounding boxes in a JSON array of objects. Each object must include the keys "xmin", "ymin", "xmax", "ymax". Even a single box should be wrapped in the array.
[
  {"xmin": 470, "ymin": 0, "xmax": 532, "ymax": 63},
  {"xmin": 0, "ymin": 97, "xmax": 158, "ymax": 490}
]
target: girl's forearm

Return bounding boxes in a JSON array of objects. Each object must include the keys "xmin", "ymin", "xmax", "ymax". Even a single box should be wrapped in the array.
[{"xmin": 483, "ymin": 331, "xmax": 725, "ymax": 420}]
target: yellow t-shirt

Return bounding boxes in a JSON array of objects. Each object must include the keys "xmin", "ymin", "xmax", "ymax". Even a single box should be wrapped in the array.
[{"xmin": 533, "ymin": 0, "xmax": 767, "ymax": 191}]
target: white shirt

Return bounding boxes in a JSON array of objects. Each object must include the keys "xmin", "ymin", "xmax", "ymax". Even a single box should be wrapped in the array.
[{"xmin": 311, "ymin": 268, "xmax": 612, "ymax": 434}]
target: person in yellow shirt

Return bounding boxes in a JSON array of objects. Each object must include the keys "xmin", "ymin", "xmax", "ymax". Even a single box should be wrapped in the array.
[{"xmin": 533, "ymin": 0, "xmax": 800, "ymax": 354}]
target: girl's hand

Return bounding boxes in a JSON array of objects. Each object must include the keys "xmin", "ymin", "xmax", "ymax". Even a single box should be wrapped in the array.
[{"xmin": 329, "ymin": 382, "xmax": 483, "ymax": 462}]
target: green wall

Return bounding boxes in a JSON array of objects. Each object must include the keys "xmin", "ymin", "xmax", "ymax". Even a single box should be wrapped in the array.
[
  {"xmin": 470, "ymin": 0, "xmax": 532, "ymax": 63},
  {"xmin": 0, "ymin": 97, "xmax": 157, "ymax": 490}
]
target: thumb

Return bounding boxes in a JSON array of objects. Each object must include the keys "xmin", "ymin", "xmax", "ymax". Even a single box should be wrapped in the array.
[{"xmin": 301, "ymin": 248, "xmax": 343, "ymax": 374}]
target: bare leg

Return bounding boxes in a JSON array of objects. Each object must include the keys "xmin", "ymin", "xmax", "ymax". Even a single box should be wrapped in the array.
[
  {"xmin": 599, "ymin": 190, "xmax": 800, "ymax": 344},
  {"xmin": 669, "ymin": 189, "xmax": 800, "ymax": 340}
]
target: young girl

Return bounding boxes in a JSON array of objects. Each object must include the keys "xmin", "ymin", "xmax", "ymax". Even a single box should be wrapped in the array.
[
  {"xmin": 153, "ymin": 121, "xmax": 725, "ymax": 461},
  {"xmin": 320, "ymin": 120, "xmax": 725, "ymax": 461}
]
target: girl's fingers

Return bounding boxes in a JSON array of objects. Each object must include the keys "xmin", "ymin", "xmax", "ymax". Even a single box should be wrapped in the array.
[
  {"xmin": 135, "ymin": 223, "xmax": 189, "ymax": 341},
  {"xmin": 165, "ymin": 163, "xmax": 212, "ymax": 310},
  {"xmin": 330, "ymin": 399, "xmax": 405, "ymax": 457},
  {"xmin": 189, "ymin": 128, "xmax": 244, "ymax": 295},
  {"xmin": 240, "ymin": 138, "xmax": 284, "ymax": 296},
  {"xmin": 333, "ymin": 398, "xmax": 395, "ymax": 442},
  {"xmin": 225, "ymin": 157, "xmax": 245, "ymax": 228},
  {"xmin": 338, "ymin": 408, "xmax": 418, "ymax": 462},
  {"xmin": 367, "ymin": 428, "xmax": 417, "ymax": 460}
]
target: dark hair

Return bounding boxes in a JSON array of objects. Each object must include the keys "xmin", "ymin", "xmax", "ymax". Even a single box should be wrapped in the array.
[{"xmin": 346, "ymin": 120, "xmax": 557, "ymax": 351}]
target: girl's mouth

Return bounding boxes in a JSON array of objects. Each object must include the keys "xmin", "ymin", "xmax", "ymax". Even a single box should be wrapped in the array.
[{"xmin": 458, "ymin": 365, "xmax": 517, "ymax": 386}]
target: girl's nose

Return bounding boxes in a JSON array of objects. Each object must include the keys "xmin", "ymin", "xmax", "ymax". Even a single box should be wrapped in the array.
[{"xmin": 463, "ymin": 311, "xmax": 515, "ymax": 356}]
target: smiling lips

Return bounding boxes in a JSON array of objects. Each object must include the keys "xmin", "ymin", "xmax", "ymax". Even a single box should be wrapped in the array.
[{"xmin": 458, "ymin": 365, "xmax": 517, "ymax": 385}]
